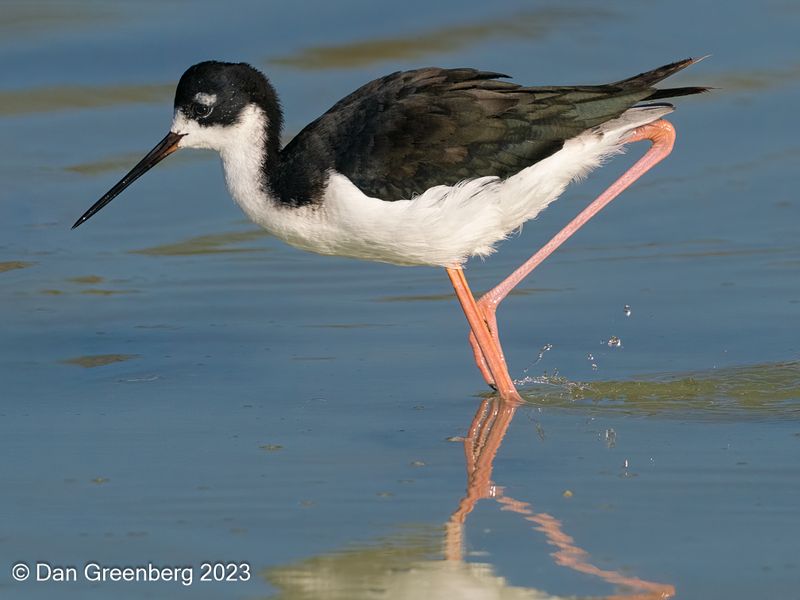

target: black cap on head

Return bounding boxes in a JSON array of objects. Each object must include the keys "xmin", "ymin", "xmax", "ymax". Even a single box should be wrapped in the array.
[{"xmin": 174, "ymin": 61, "xmax": 283, "ymax": 132}]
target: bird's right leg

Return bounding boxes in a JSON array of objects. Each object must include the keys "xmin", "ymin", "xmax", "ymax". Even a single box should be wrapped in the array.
[{"xmin": 468, "ymin": 119, "xmax": 677, "ymax": 388}]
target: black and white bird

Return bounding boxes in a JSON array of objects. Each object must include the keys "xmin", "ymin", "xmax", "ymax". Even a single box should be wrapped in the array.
[{"xmin": 73, "ymin": 58, "xmax": 706, "ymax": 401}]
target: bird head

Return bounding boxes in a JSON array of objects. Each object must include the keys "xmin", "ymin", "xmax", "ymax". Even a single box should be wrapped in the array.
[{"xmin": 72, "ymin": 61, "xmax": 281, "ymax": 229}]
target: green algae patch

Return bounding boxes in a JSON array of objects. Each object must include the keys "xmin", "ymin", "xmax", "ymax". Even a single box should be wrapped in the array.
[
  {"xmin": 61, "ymin": 354, "xmax": 139, "ymax": 368},
  {"xmin": 0, "ymin": 83, "xmax": 173, "ymax": 117},
  {"xmin": 268, "ymin": 9, "xmax": 609, "ymax": 70},
  {"xmin": 520, "ymin": 361, "xmax": 800, "ymax": 419},
  {"xmin": 132, "ymin": 230, "xmax": 270, "ymax": 256},
  {"xmin": 67, "ymin": 275, "xmax": 105, "ymax": 284},
  {"xmin": 0, "ymin": 261, "xmax": 34, "ymax": 273}
]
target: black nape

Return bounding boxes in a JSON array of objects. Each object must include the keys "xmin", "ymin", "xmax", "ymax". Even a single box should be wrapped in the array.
[{"xmin": 175, "ymin": 61, "xmax": 325, "ymax": 207}]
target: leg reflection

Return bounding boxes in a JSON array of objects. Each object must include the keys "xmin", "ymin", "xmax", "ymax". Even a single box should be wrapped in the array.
[{"xmin": 446, "ymin": 396, "xmax": 675, "ymax": 599}]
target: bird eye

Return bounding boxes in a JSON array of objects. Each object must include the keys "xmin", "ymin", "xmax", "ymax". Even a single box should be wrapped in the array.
[{"xmin": 191, "ymin": 103, "xmax": 213, "ymax": 119}]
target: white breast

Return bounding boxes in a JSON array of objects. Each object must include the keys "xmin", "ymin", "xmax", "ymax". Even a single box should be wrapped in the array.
[{"xmin": 218, "ymin": 105, "xmax": 672, "ymax": 267}]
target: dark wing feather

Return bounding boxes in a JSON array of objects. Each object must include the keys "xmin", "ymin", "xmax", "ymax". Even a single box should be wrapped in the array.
[{"xmin": 278, "ymin": 60, "xmax": 705, "ymax": 202}]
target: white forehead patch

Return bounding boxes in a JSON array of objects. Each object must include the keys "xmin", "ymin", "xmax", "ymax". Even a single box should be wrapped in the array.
[{"xmin": 193, "ymin": 92, "xmax": 217, "ymax": 106}]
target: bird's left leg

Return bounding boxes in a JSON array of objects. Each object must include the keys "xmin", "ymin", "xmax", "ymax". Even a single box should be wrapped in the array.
[{"xmin": 469, "ymin": 119, "xmax": 677, "ymax": 388}]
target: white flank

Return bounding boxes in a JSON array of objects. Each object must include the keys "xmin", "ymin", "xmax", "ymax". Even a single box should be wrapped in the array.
[{"xmin": 174, "ymin": 103, "xmax": 673, "ymax": 267}]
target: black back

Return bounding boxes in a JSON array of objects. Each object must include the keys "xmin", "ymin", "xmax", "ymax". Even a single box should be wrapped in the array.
[{"xmin": 276, "ymin": 59, "xmax": 705, "ymax": 204}]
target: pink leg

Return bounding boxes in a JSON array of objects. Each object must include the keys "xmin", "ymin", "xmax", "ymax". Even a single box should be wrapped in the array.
[
  {"xmin": 469, "ymin": 119, "xmax": 676, "ymax": 388},
  {"xmin": 446, "ymin": 267, "xmax": 522, "ymax": 401}
]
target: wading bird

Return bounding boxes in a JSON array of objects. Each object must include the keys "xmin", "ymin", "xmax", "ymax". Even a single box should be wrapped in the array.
[{"xmin": 73, "ymin": 58, "xmax": 706, "ymax": 401}]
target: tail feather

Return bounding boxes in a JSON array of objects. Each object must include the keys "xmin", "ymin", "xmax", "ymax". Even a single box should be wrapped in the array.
[
  {"xmin": 646, "ymin": 86, "xmax": 709, "ymax": 100},
  {"xmin": 614, "ymin": 56, "xmax": 709, "ymax": 101},
  {"xmin": 614, "ymin": 57, "xmax": 702, "ymax": 87}
]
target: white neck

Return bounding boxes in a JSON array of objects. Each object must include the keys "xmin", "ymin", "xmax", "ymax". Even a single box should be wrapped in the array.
[
  {"xmin": 172, "ymin": 104, "xmax": 280, "ymax": 225},
  {"xmin": 217, "ymin": 106, "xmax": 277, "ymax": 225}
]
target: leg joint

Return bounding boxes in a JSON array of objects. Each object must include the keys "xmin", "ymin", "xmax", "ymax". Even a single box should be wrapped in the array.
[{"xmin": 626, "ymin": 118, "xmax": 676, "ymax": 153}]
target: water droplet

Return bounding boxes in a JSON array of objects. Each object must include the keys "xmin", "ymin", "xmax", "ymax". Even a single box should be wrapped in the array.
[
  {"xmin": 620, "ymin": 458, "xmax": 638, "ymax": 478},
  {"xmin": 533, "ymin": 343, "xmax": 553, "ymax": 364},
  {"xmin": 624, "ymin": 304, "xmax": 632, "ymax": 317},
  {"xmin": 607, "ymin": 336, "xmax": 622, "ymax": 348},
  {"xmin": 604, "ymin": 428, "xmax": 616, "ymax": 448},
  {"xmin": 521, "ymin": 343, "xmax": 554, "ymax": 376}
]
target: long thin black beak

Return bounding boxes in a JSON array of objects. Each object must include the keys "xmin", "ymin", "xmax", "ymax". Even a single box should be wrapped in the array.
[{"xmin": 72, "ymin": 131, "xmax": 186, "ymax": 229}]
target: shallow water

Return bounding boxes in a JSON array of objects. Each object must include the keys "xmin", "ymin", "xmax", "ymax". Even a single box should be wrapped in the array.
[{"xmin": 1, "ymin": 1, "xmax": 799, "ymax": 598}]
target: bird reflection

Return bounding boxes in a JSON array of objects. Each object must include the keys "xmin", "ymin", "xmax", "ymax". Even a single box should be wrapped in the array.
[
  {"xmin": 262, "ymin": 397, "xmax": 676, "ymax": 599},
  {"xmin": 445, "ymin": 396, "xmax": 675, "ymax": 600}
]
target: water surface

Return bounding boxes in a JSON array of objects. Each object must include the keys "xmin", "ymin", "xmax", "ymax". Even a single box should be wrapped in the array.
[{"xmin": 1, "ymin": 1, "xmax": 798, "ymax": 599}]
